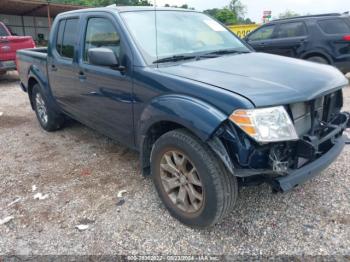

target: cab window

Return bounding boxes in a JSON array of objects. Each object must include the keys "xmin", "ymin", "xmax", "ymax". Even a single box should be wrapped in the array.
[
  {"xmin": 248, "ymin": 25, "xmax": 276, "ymax": 41},
  {"xmin": 84, "ymin": 17, "xmax": 121, "ymax": 63}
]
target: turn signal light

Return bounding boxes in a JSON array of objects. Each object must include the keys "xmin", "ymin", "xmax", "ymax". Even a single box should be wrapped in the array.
[{"xmin": 229, "ymin": 110, "xmax": 257, "ymax": 136}]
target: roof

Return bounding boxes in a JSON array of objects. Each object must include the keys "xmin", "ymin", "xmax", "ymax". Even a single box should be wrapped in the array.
[
  {"xmin": 272, "ymin": 12, "xmax": 349, "ymax": 23},
  {"xmin": 0, "ymin": 0, "xmax": 87, "ymax": 17},
  {"xmin": 60, "ymin": 5, "xmax": 195, "ymax": 16},
  {"xmin": 107, "ymin": 5, "xmax": 193, "ymax": 12}
]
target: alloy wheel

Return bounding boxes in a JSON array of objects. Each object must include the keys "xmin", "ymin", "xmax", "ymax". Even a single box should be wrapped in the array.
[
  {"xmin": 159, "ymin": 150, "xmax": 204, "ymax": 214},
  {"xmin": 35, "ymin": 93, "xmax": 48, "ymax": 125}
]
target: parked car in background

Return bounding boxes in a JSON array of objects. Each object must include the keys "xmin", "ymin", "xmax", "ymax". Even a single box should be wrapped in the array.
[
  {"xmin": 17, "ymin": 6, "xmax": 350, "ymax": 228},
  {"xmin": 0, "ymin": 21, "xmax": 35, "ymax": 75},
  {"xmin": 244, "ymin": 13, "xmax": 350, "ymax": 73}
]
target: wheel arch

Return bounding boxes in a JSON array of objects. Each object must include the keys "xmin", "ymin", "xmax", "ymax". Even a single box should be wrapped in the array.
[
  {"xmin": 138, "ymin": 94, "xmax": 228, "ymax": 176},
  {"xmin": 27, "ymin": 76, "xmax": 39, "ymax": 109},
  {"xmin": 27, "ymin": 66, "xmax": 60, "ymax": 113},
  {"xmin": 300, "ymin": 50, "xmax": 333, "ymax": 65}
]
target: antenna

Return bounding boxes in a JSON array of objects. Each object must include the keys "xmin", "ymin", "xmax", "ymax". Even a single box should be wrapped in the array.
[{"xmin": 154, "ymin": 0, "xmax": 159, "ymax": 67}]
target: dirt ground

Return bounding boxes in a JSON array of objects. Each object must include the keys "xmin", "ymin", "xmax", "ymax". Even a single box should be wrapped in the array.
[{"xmin": 0, "ymin": 72, "xmax": 349, "ymax": 256}]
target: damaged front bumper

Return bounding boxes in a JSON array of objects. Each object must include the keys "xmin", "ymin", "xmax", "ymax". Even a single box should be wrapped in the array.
[
  {"xmin": 211, "ymin": 112, "xmax": 350, "ymax": 193},
  {"xmin": 273, "ymin": 135, "xmax": 345, "ymax": 192}
]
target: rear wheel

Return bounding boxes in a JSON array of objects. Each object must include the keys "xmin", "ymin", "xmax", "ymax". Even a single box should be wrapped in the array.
[
  {"xmin": 306, "ymin": 56, "xmax": 329, "ymax": 65},
  {"xmin": 32, "ymin": 84, "xmax": 64, "ymax": 131},
  {"xmin": 151, "ymin": 129, "xmax": 238, "ymax": 228}
]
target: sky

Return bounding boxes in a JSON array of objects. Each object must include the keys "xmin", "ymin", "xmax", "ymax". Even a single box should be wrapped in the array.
[{"xmin": 154, "ymin": 0, "xmax": 348, "ymax": 23}]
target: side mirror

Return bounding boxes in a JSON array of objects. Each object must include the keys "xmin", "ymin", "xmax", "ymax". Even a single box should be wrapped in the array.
[{"xmin": 88, "ymin": 48, "xmax": 119, "ymax": 67}]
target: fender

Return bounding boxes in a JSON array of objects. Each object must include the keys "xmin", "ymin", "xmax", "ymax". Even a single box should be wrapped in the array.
[
  {"xmin": 138, "ymin": 94, "xmax": 231, "ymax": 176},
  {"xmin": 138, "ymin": 94, "xmax": 228, "ymax": 144}
]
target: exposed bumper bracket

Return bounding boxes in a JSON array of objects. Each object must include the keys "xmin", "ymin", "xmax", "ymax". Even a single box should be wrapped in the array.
[{"xmin": 274, "ymin": 135, "xmax": 345, "ymax": 192}]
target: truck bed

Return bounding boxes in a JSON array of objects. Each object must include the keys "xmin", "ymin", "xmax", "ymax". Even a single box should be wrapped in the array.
[{"xmin": 17, "ymin": 47, "xmax": 48, "ymax": 91}]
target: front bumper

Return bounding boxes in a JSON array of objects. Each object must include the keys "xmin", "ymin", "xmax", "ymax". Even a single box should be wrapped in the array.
[
  {"xmin": 273, "ymin": 135, "xmax": 345, "ymax": 192},
  {"xmin": 232, "ymin": 112, "xmax": 349, "ymax": 192}
]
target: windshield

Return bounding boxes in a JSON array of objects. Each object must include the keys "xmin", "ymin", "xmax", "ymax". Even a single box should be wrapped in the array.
[{"xmin": 121, "ymin": 11, "xmax": 250, "ymax": 64}]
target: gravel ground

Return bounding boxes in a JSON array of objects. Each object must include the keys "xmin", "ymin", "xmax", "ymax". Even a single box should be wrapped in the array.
[{"xmin": 0, "ymin": 72, "xmax": 349, "ymax": 256}]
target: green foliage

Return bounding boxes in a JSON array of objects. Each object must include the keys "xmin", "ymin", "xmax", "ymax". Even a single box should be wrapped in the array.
[
  {"xmin": 163, "ymin": 3, "xmax": 194, "ymax": 10},
  {"xmin": 204, "ymin": 0, "xmax": 252, "ymax": 25}
]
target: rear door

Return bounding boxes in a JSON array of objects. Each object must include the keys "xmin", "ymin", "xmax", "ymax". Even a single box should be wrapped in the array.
[
  {"xmin": 245, "ymin": 24, "xmax": 277, "ymax": 53},
  {"xmin": 49, "ymin": 17, "xmax": 83, "ymax": 117},
  {"xmin": 265, "ymin": 21, "xmax": 309, "ymax": 57}
]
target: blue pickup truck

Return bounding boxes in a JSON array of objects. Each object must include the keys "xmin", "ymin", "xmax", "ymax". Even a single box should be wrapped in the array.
[{"xmin": 17, "ymin": 6, "xmax": 350, "ymax": 228}]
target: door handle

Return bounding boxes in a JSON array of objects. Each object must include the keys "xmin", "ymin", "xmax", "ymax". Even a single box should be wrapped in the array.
[
  {"xmin": 51, "ymin": 65, "xmax": 58, "ymax": 72},
  {"xmin": 78, "ymin": 71, "xmax": 87, "ymax": 81}
]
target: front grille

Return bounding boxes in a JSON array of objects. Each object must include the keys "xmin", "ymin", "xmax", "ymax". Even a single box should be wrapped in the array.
[{"xmin": 289, "ymin": 90, "xmax": 343, "ymax": 136}]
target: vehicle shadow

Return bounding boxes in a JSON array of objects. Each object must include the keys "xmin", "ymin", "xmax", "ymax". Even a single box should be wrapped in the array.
[{"xmin": 0, "ymin": 71, "xmax": 20, "ymax": 84}]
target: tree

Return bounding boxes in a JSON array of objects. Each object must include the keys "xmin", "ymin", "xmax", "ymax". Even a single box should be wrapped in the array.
[
  {"xmin": 215, "ymin": 8, "xmax": 237, "ymax": 24},
  {"xmin": 204, "ymin": 0, "xmax": 254, "ymax": 25},
  {"xmin": 278, "ymin": 10, "xmax": 301, "ymax": 19},
  {"xmin": 163, "ymin": 3, "xmax": 194, "ymax": 9},
  {"xmin": 228, "ymin": 0, "xmax": 246, "ymax": 18}
]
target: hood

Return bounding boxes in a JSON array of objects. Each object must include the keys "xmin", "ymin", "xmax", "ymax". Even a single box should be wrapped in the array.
[{"xmin": 159, "ymin": 53, "xmax": 348, "ymax": 107}]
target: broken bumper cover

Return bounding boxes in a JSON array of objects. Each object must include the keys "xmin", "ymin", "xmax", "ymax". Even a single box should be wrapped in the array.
[
  {"xmin": 274, "ymin": 135, "xmax": 345, "ymax": 192},
  {"xmin": 233, "ymin": 112, "xmax": 349, "ymax": 192}
]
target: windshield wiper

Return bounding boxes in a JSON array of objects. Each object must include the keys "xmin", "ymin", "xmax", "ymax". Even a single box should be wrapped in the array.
[
  {"xmin": 201, "ymin": 49, "xmax": 250, "ymax": 57},
  {"xmin": 153, "ymin": 54, "xmax": 197, "ymax": 64}
]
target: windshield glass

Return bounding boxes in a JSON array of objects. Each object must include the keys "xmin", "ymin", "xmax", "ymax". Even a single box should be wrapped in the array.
[{"xmin": 121, "ymin": 11, "xmax": 249, "ymax": 64}]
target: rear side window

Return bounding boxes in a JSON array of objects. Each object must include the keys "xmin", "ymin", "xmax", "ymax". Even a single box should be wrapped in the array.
[
  {"xmin": 318, "ymin": 19, "xmax": 350, "ymax": 34},
  {"xmin": 275, "ymin": 22, "xmax": 307, "ymax": 38},
  {"xmin": 248, "ymin": 25, "xmax": 276, "ymax": 41},
  {"xmin": 55, "ymin": 18, "xmax": 79, "ymax": 59}
]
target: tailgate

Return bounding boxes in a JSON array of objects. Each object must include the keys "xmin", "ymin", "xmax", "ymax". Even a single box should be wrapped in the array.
[{"xmin": 0, "ymin": 36, "xmax": 35, "ymax": 62}]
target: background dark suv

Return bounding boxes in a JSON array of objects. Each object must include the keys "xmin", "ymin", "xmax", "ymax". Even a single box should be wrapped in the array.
[{"xmin": 245, "ymin": 13, "xmax": 350, "ymax": 73}]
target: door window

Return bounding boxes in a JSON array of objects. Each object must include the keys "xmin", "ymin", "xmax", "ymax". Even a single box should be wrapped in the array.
[
  {"xmin": 318, "ymin": 19, "xmax": 350, "ymax": 34},
  {"xmin": 275, "ymin": 22, "xmax": 307, "ymax": 38},
  {"xmin": 248, "ymin": 25, "xmax": 276, "ymax": 41},
  {"xmin": 84, "ymin": 17, "xmax": 121, "ymax": 63},
  {"xmin": 55, "ymin": 18, "xmax": 79, "ymax": 59}
]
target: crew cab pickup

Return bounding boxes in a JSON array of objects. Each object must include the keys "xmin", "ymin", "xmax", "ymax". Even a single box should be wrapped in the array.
[
  {"xmin": 17, "ymin": 6, "xmax": 350, "ymax": 228},
  {"xmin": 0, "ymin": 22, "xmax": 35, "ymax": 74}
]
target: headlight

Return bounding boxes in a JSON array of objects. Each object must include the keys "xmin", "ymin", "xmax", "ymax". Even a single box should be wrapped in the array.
[{"xmin": 229, "ymin": 106, "xmax": 298, "ymax": 143}]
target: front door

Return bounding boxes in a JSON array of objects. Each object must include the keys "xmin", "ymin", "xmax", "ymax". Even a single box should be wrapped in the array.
[
  {"xmin": 246, "ymin": 24, "xmax": 277, "ymax": 53},
  {"xmin": 77, "ymin": 15, "xmax": 134, "ymax": 145}
]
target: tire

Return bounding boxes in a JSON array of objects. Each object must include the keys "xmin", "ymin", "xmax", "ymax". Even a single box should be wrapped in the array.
[
  {"xmin": 306, "ymin": 56, "xmax": 329, "ymax": 65},
  {"xmin": 150, "ymin": 129, "xmax": 238, "ymax": 228},
  {"xmin": 32, "ymin": 84, "xmax": 64, "ymax": 131}
]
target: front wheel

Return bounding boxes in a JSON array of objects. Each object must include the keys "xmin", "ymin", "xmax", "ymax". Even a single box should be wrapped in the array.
[
  {"xmin": 32, "ymin": 84, "xmax": 64, "ymax": 131},
  {"xmin": 151, "ymin": 129, "xmax": 238, "ymax": 228}
]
